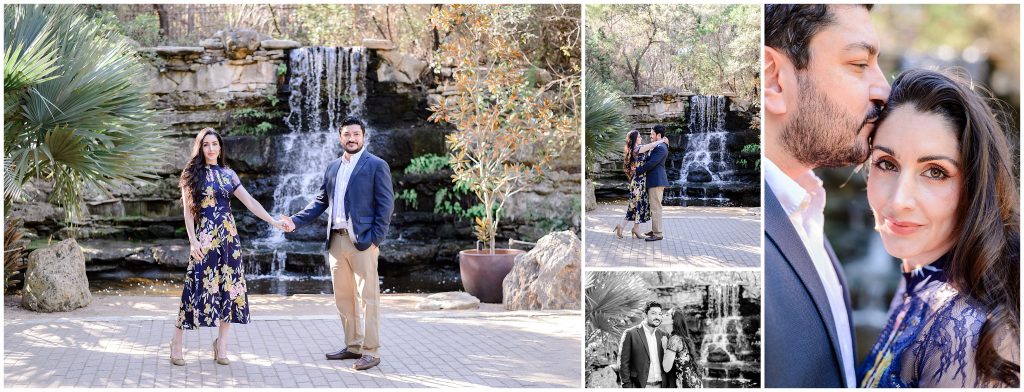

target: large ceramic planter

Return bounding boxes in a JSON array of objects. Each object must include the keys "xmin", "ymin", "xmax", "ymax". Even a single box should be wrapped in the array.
[{"xmin": 458, "ymin": 249, "xmax": 526, "ymax": 303}]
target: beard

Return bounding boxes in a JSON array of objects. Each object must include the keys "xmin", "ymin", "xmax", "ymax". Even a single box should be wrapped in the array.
[
  {"xmin": 344, "ymin": 142, "xmax": 363, "ymax": 154},
  {"xmin": 781, "ymin": 74, "xmax": 880, "ymax": 168}
]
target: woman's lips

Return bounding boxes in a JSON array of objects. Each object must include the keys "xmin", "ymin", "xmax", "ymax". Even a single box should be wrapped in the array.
[{"xmin": 884, "ymin": 218, "xmax": 923, "ymax": 236}]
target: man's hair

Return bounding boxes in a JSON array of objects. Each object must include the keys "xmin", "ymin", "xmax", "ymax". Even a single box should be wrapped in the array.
[
  {"xmin": 340, "ymin": 116, "xmax": 366, "ymax": 134},
  {"xmin": 644, "ymin": 301, "xmax": 663, "ymax": 314},
  {"xmin": 652, "ymin": 125, "xmax": 666, "ymax": 138},
  {"xmin": 765, "ymin": 4, "xmax": 873, "ymax": 70}
]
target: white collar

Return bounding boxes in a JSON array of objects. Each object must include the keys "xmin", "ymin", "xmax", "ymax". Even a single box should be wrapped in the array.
[
  {"xmin": 764, "ymin": 157, "xmax": 821, "ymax": 216},
  {"xmin": 342, "ymin": 148, "xmax": 365, "ymax": 165}
]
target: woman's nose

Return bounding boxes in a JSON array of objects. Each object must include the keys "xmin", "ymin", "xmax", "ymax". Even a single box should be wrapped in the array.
[{"xmin": 890, "ymin": 173, "xmax": 916, "ymax": 211}]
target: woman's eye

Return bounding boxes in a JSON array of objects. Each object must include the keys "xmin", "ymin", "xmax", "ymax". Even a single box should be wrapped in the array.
[
  {"xmin": 924, "ymin": 167, "xmax": 949, "ymax": 180},
  {"xmin": 873, "ymin": 158, "xmax": 896, "ymax": 172}
]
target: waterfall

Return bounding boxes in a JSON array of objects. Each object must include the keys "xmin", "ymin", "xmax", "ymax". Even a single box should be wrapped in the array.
[
  {"xmin": 679, "ymin": 95, "xmax": 734, "ymax": 184},
  {"xmin": 700, "ymin": 284, "xmax": 750, "ymax": 365},
  {"xmin": 248, "ymin": 46, "xmax": 368, "ymax": 278}
]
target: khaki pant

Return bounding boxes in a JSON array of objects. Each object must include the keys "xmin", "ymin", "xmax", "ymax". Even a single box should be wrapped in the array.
[
  {"xmin": 649, "ymin": 186, "xmax": 665, "ymax": 236},
  {"xmin": 328, "ymin": 232, "xmax": 381, "ymax": 358}
]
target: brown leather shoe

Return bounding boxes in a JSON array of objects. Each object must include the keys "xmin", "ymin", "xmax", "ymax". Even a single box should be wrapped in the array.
[
  {"xmin": 645, "ymin": 235, "xmax": 664, "ymax": 242},
  {"xmin": 325, "ymin": 348, "xmax": 361, "ymax": 360},
  {"xmin": 352, "ymin": 355, "xmax": 380, "ymax": 370}
]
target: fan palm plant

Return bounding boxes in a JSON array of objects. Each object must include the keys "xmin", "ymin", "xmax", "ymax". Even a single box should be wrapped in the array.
[
  {"xmin": 585, "ymin": 271, "xmax": 654, "ymax": 342},
  {"xmin": 585, "ymin": 72, "xmax": 628, "ymax": 172},
  {"xmin": 4, "ymin": 4, "xmax": 169, "ymax": 221}
]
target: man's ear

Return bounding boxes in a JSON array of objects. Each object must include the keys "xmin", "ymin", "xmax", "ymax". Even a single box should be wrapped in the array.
[{"xmin": 764, "ymin": 46, "xmax": 790, "ymax": 116}]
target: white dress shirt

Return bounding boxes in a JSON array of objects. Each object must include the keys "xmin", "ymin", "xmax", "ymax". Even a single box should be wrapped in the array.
[
  {"xmin": 331, "ymin": 148, "xmax": 364, "ymax": 243},
  {"xmin": 764, "ymin": 158, "xmax": 856, "ymax": 388},
  {"xmin": 642, "ymin": 323, "xmax": 662, "ymax": 384}
]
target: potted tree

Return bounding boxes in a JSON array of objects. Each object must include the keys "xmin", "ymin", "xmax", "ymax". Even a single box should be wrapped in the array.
[{"xmin": 428, "ymin": 5, "xmax": 576, "ymax": 303}]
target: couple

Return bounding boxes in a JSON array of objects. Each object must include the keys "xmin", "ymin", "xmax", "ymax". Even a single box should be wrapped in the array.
[
  {"xmin": 618, "ymin": 301, "xmax": 704, "ymax": 388},
  {"xmin": 168, "ymin": 116, "xmax": 394, "ymax": 372},
  {"xmin": 614, "ymin": 125, "xmax": 670, "ymax": 242},
  {"xmin": 765, "ymin": 5, "xmax": 1019, "ymax": 388}
]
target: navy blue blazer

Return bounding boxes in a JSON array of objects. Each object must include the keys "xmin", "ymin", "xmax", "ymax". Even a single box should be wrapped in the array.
[
  {"xmin": 764, "ymin": 181, "xmax": 856, "ymax": 388},
  {"xmin": 635, "ymin": 143, "xmax": 669, "ymax": 188},
  {"xmin": 290, "ymin": 152, "xmax": 394, "ymax": 252}
]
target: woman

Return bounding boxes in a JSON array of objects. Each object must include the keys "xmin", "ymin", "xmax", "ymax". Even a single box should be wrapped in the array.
[
  {"xmin": 613, "ymin": 130, "xmax": 668, "ymax": 239},
  {"xmin": 169, "ymin": 128, "xmax": 286, "ymax": 366},
  {"xmin": 859, "ymin": 69, "xmax": 1020, "ymax": 388},
  {"xmin": 662, "ymin": 309, "xmax": 704, "ymax": 388}
]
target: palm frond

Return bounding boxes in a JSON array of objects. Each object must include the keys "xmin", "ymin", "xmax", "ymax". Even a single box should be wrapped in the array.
[
  {"xmin": 3, "ymin": 4, "xmax": 171, "ymax": 223},
  {"xmin": 585, "ymin": 271, "xmax": 654, "ymax": 338},
  {"xmin": 585, "ymin": 72, "xmax": 628, "ymax": 170}
]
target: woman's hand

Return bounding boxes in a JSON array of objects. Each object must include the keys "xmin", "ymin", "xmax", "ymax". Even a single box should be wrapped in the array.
[
  {"xmin": 189, "ymin": 241, "xmax": 203, "ymax": 260},
  {"xmin": 271, "ymin": 219, "xmax": 287, "ymax": 231}
]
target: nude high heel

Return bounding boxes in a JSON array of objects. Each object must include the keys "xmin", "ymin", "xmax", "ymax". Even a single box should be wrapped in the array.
[
  {"xmin": 212, "ymin": 338, "xmax": 229, "ymax": 365},
  {"xmin": 169, "ymin": 339, "xmax": 185, "ymax": 366},
  {"xmin": 613, "ymin": 225, "xmax": 624, "ymax": 239},
  {"xmin": 631, "ymin": 226, "xmax": 643, "ymax": 239}
]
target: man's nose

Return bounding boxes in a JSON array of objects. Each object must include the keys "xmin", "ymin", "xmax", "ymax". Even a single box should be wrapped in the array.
[{"xmin": 869, "ymin": 63, "xmax": 891, "ymax": 105}]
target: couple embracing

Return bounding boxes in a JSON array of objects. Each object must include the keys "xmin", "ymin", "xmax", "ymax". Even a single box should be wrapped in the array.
[
  {"xmin": 765, "ymin": 5, "xmax": 1019, "ymax": 388},
  {"xmin": 168, "ymin": 116, "xmax": 394, "ymax": 372},
  {"xmin": 614, "ymin": 125, "xmax": 670, "ymax": 242}
]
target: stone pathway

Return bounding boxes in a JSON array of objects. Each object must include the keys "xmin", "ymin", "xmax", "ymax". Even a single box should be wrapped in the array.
[
  {"xmin": 586, "ymin": 203, "xmax": 761, "ymax": 269},
  {"xmin": 3, "ymin": 295, "xmax": 581, "ymax": 388}
]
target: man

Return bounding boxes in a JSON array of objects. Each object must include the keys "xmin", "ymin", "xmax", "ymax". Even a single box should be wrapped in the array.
[
  {"xmin": 763, "ymin": 4, "xmax": 889, "ymax": 388},
  {"xmin": 618, "ymin": 302, "xmax": 669, "ymax": 388},
  {"xmin": 280, "ymin": 116, "xmax": 394, "ymax": 371},
  {"xmin": 634, "ymin": 125, "xmax": 669, "ymax": 242}
]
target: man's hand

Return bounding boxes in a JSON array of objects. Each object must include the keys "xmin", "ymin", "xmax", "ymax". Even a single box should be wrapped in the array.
[{"xmin": 279, "ymin": 215, "xmax": 295, "ymax": 232}]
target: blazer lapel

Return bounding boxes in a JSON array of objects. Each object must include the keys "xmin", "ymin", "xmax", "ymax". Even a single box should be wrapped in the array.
[{"xmin": 764, "ymin": 183, "xmax": 846, "ymax": 385}]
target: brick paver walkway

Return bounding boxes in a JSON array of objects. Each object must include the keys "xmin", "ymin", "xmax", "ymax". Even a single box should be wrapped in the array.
[
  {"xmin": 4, "ymin": 295, "xmax": 581, "ymax": 388},
  {"xmin": 586, "ymin": 203, "xmax": 760, "ymax": 269}
]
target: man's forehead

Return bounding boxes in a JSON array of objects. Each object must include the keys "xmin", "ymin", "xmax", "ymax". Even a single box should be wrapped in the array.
[{"xmin": 810, "ymin": 6, "xmax": 880, "ymax": 57}]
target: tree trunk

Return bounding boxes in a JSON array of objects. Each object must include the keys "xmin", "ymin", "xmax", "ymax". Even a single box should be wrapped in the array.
[
  {"xmin": 431, "ymin": 4, "xmax": 442, "ymax": 51},
  {"xmin": 153, "ymin": 5, "xmax": 170, "ymax": 39}
]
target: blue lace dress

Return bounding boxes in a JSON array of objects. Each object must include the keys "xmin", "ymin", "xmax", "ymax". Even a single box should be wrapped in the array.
[
  {"xmin": 176, "ymin": 164, "xmax": 250, "ymax": 330},
  {"xmin": 858, "ymin": 253, "xmax": 1018, "ymax": 387}
]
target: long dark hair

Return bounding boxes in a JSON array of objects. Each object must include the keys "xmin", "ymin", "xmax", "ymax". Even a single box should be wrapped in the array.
[
  {"xmin": 624, "ymin": 130, "xmax": 640, "ymax": 177},
  {"xmin": 179, "ymin": 128, "xmax": 228, "ymax": 219},
  {"xmin": 877, "ymin": 68, "xmax": 1019, "ymax": 387},
  {"xmin": 671, "ymin": 310, "xmax": 698, "ymax": 362}
]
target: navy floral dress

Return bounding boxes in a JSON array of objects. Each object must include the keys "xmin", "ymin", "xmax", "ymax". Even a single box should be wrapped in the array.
[
  {"xmin": 858, "ymin": 252, "xmax": 1018, "ymax": 387},
  {"xmin": 176, "ymin": 164, "xmax": 250, "ymax": 330},
  {"xmin": 667, "ymin": 334, "xmax": 704, "ymax": 388},
  {"xmin": 625, "ymin": 149, "xmax": 651, "ymax": 223}
]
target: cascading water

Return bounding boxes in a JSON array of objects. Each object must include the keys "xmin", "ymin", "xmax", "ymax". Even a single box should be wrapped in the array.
[
  {"xmin": 247, "ymin": 46, "xmax": 368, "ymax": 282},
  {"xmin": 679, "ymin": 95, "xmax": 734, "ymax": 185},
  {"xmin": 700, "ymin": 284, "xmax": 753, "ymax": 385}
]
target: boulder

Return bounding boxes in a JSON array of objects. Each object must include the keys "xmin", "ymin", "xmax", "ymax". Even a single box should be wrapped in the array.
[
  {"xmin": 502, "ymin": 230, "xmax": 580, "ymax": 310},
  {"xmin": 376, "ymin": 51, "xmax": 428, "ymax": 84},
  {"xmin": 220, "ymin": 29, "xmax": 267, "ymax": 60},
  {"xmin": 260, "ymin": 39, "xmax": 301, "ymax": 50},
  {"xmin": 416, "ymin": 291, "xmax": 480, "ymax": 310},
  {"xmin": 686, "ymin": 166, "xmax": 714, "ymax": 183},
  {"xmin": 586, "ymin": 366, "xmax": 620, "ymax": 388},
  {"xmin": 585, "ymin": 179, "xmax": 597, "ymax": 211},
  {"xmin": 21, "ymin": 238, "xmax": 93, "ymax": 312}
]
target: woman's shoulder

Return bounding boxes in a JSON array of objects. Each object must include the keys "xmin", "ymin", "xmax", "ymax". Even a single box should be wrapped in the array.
[{"xmin": 922, "ymin": 282, "xmax": 987, "ymax": 326}]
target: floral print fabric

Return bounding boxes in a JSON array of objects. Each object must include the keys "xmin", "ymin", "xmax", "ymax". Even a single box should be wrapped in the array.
[
  {"xmin": 626, "ymin": 149, "xmax": 651, "ymax": 223},
  {"xmin": 176, "ymin": 165, "xmax": 250, "ymax": 330}
]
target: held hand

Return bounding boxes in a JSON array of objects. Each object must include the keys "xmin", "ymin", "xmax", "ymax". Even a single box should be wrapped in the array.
[{"xmin": 279, "ymin": 215, "xmax": 295, "ymax": 232}]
